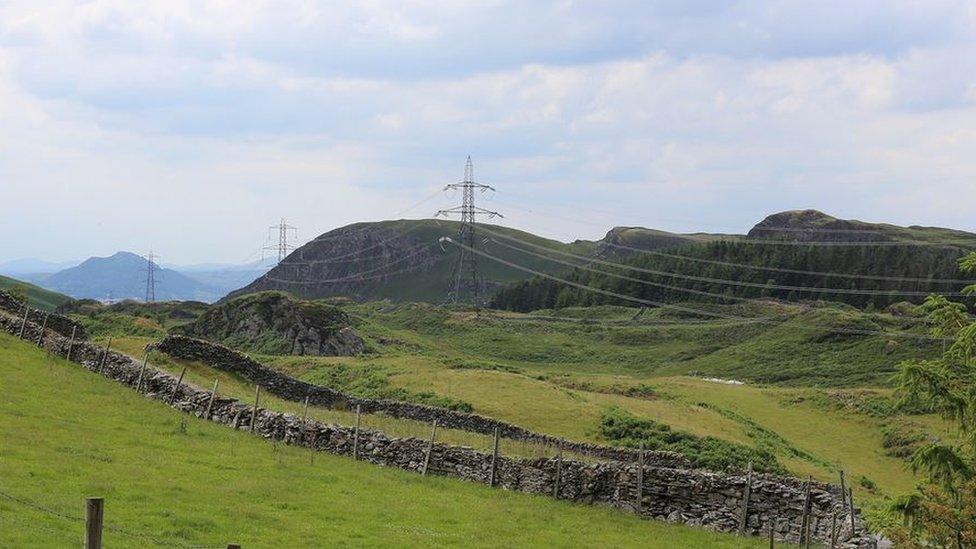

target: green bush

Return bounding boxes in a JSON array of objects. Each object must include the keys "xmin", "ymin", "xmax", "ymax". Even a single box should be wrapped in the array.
[{"xmin": 598, "ymin": 407, "xmax": 784, "ymax": 474}]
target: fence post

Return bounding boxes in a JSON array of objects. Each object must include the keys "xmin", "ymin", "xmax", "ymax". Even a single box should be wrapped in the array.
[
  {"xmin": 830, "ymin": 511, "xmax": 837, "ymax": 548},
  {"xmin": 136, "ymin": 347, "xmax": 151, "ymax": 392},
  {"xmin": 353, "ymin": 404, "xmax": 361, "ymax": 459},
  {"xmin": 98, "ymin": 337, "xmax": 112, "ymax": 374},
  {"xmin": 85, "ymin": 497, "xmax": 104, "ymax": 549},
  {"xmin": 839, "ymin": 470, "xmax": 847, "ymax": 512},
  {"xmin": 170, "ymin": 367, "xmax": 187, "ymax": 404},
  {"xmin": 422, "ymin": 419, "xmax": 438, "ymax": 476},
  {"xmin": 636, "ymin": 443, "xmax": 645, "ymax": 516},
  {"xmin": 800, "ymin": 477, "xmax": 812, "ymax": 547},
  {"xmin": 19, "ymin": 305, "xmax": 30, "ymax": 338},
  {"xmin": 301, "ymin": 396, "xmax": 310, "ymax": 422},
  {"xmin": 553, "ymin": 448, "xmax": 562, "ymax": 498},
  {"xmin": 205, "ymin": 379, "xmax": 219, "ymax": 419},
  {"xmin": 488, "ymin": 427, "xmax": 500, "ymax": 487},
  {"xmin": 769, "ymin": 515, "xmax": 775, "ymax": 548},
  {"xmin": 739, "ymin": 461, "xmax": 753, "ymax": 535},
  {"xmin": 36, "ymin": 313, "xmax": 49, "ymax": 346},
  {"xmin": 250, "ymin": 385, "xmax": 260, "ymax": 432},
  {"xmin": 66, "ymin": 326, "xmax": 77, "ymax": 361},
  {"xmin": 848, "ymin": 487, "xmax": 856, "ymax": 536}
]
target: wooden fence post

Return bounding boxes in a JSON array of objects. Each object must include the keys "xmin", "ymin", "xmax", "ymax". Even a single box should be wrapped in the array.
[
  {"xmin": 19, "ymin": 305, "xmax": 30, "ymax": 338},
  {"xmin": 848, "ymin": 487, "xmax": 856, "ymax": 536},
  {"xmin": 85, "ymin": 497, "xmax": 104, "ymax": 549},
  {"xmin": 250, "ymin": 385, "xmax": 260, "ymax": 432},
  {"xmin": 353, "ymin": 404, "xmax": 361, "ymax": 459},
  {"xmin": 205, "ymin": 379, "xmax": 219, "ymax": 419},
  {"xmin": 739, "ymin": 461, "xmax": 753, "ymax": 535},
  {"xmin": 830, "ymin": 512, "xmax": 837, "ymax": 548},
  {"xmin": 636, "ymin": 443, "xmax": 645, "ymax": 516},
  {"xmin": 136, "ymin": 347, "xmax": 151, "ymax": 392},
  {"xmin": 769, "ymin": 515, "xmax": 775, "ymax": 548},
  {"xmin": 98, "ymin": 337, "xmax": 112, "ymax": 374},
  {"xmin": 488, "ymin": 427, "xmax": 500, "ymax": 487},
  {"xmin": 170, "ymin": 367, "xmax": 187, "ymax": 404},
  {"xmin": 301, "ymin": 396, "xmax": 310, "ymax": 422},
  {"xmin": 553, "ymin": 448, "xmax": 562, "ymax": 498},
  {"xmin": 838, "ymin": 470, "xmax": 848, "ymax": 515},
  {"xmin": 422, "ymin": 419, "xmax": 438, "ymax": 476},
  {"xmin": 36, "ymin": 313, "xmax": 49, "ymax": 346},
  {"xmin": 66, "ymin": 326, "xmax": 77, "ymax": 361},
  {"xmin": 799, "ymin": 476, "xmax": 812, "ymax": 547}
]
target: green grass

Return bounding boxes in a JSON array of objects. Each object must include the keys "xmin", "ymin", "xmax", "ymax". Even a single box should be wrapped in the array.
[
  {"xmin": 0, "ymin": 332, "xmax": 765, "ymax": 548},
  {"xmin": 0, "ymin": 275, "xmax": 73, "ymax": 311}
]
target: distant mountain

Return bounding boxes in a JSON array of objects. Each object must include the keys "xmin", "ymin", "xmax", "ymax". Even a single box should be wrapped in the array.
[
  {"xmin": 41, "ymin": 252, "xmax": 222, "ymax": 302},
  {"xmin": 0, "ymin": 258, "xmax": 80, "ymax": 276},
  {"xmin": 0, "ymin": 274, "xmax": 73, "ymax": 311},
  {"xmin": 226, "ymin": 219, "xmax": 599, "ymax": 303}
]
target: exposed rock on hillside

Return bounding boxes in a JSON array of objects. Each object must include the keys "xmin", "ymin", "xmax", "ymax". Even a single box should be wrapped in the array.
[{"xmin": 177, "ymin": 291, "xmax": 364, "ymax": 356}]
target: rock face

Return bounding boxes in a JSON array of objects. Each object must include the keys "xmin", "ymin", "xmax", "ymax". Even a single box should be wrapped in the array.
[
  {"xmin": 748, "ymin": 210, "xmax": 891, "ymax": 243},
  {"xmin": 177, "ymin": 291, "xmax": 364, "ymax": 356}
]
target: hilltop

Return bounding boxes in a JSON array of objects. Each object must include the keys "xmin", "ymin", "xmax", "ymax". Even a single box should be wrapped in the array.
[
  {"xmin": 227, "ymin": 219, "xmax": 598, "ymax": 303},
  {"xmin": 224, "ymin": 210, "xmax": 976, "ymax": 308}
]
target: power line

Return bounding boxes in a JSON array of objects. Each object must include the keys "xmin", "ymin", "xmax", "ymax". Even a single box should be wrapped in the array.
[
  {"xmin": 600, "ymin": 241, "xmax": 976, "ymax": 285},
  {"xmin": 441, "ymin": 236, "xmax": 945, "ymax": 341},
  {"xmin": 263, "ymin": 243, "xmax": 434, "ymax": 285},
  {"xmin": 435, "ymin": 156, "xmax": 502, "ymax": 305},
  {"xmin": 477, "ymin": 225, "xmax": 968, "ymax": 298}
]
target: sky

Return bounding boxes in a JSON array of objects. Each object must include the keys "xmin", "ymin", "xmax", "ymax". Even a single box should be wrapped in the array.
[{"xmin": 1, "ymin": 1, "xmax": 975, "ymax": 264}]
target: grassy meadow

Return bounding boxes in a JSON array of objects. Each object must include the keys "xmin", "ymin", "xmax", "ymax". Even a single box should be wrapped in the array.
[{"xmin": 0, "ymin": 331, "xmax": 765, "ymax": 548}]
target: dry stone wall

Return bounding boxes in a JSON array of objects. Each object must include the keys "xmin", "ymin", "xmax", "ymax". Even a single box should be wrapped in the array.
[
  {"xmin": 0, "ymin": 290, "xmax": 87, "ymax": 340},
  {"xmin": 0, "ymin": 308, "xmax": 875, "ymax": 546},
  {"xmin": 157, "ymin": 335, "xmax": 685, "ymax": 466}
]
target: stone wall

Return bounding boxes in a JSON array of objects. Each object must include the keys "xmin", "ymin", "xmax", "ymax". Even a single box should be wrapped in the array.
[
  {"xmin": 0, "ymin": 311, "xmax": 873, "ymax": 546},
  {"xmin": 157, "ymin": 335, "xmax": 686, "ymax": 466},
  {"xmin": 0, "ymin": 290, "xmax": 88, "ymax": 340}
]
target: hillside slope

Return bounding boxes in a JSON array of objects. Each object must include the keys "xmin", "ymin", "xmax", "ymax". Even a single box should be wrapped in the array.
[
  {"xmin": 494, "ymin": 210, "xmax": 976, "ymax": 311},
  {"xmin": 0, "ymin": 331, "xmax": 759, "ymax": 548},
  {"xmin": 41, "ymin": 251, "xmax": 221, "ymax": 302},
  {"xmin": 0, "ymin": 274, "xmax": 72, "ymax": 311},
  {"xmin": 228, "ymin": 219, "xmax": 599, "ymax": 303}
]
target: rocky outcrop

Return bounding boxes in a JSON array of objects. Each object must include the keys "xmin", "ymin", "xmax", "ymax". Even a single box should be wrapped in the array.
[
  {"xmin": 1, "ymin": 311, "xmax": 875, "ymax": 546},
  {"xmin": 177, "ymin": 291, "xmax": 364, "ymax": 356}
]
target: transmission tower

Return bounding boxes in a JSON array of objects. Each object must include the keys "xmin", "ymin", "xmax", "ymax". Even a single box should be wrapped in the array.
[
  {"xmin": 435, "ymin": 156, "xmax": 502, "ymax": 305},
  {"xmin": 144, "ymin": 251, "xmax": 157, "ymax": 303},
  {"xmin": 264, "ymin": 218, "xmax": 299, "ymax": 264}
]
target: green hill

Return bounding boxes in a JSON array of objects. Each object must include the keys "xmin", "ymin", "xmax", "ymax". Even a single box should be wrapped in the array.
[
  {"xmin": 0, "ymin": 331, "xmax": 761, "ymax": 548},
  {"xmin": 0, "ymin": 274, "xmax": 72, "ymax": 311},
  {"xmin": 493, "ymin": 210, "xmax": 976, "ymax": 311},
  {"xmin": 227, "ymin": 219, "xmax": 600, "ymax": 303}
]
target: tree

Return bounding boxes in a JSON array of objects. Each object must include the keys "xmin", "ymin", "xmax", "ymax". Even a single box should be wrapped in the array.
[{"xmin": 891, "ymin": 251, "xmax": 976, "ymax": 547}]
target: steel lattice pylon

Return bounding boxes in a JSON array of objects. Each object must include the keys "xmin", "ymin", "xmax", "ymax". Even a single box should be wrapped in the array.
[{"xmin": 435, "ymin": 156, "xmax": 502, "ymax": 305}]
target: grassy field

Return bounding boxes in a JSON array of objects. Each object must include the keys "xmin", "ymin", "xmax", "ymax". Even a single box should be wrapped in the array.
[
  {"xmin": 0, "ymin": 331, "xmax": 765, "ymax": 548},
  {"xmin": 70, "ymin": 298, "xmax": 950, "ymax": 528}
]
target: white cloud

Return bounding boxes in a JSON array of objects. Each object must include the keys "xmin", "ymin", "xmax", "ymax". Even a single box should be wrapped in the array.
[{"xmin": 0, "ymin": 1, "xmax": 974, "ymax": 263}]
